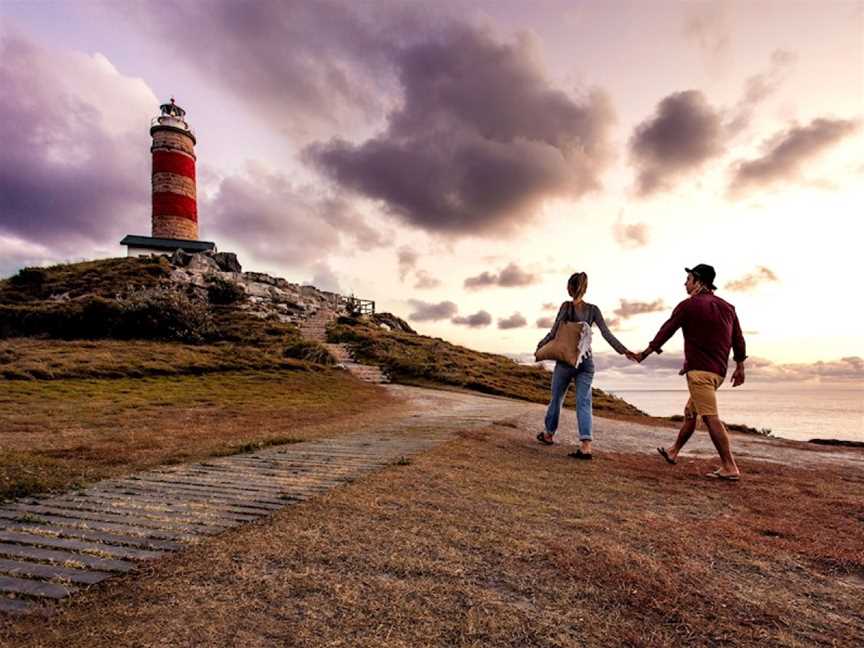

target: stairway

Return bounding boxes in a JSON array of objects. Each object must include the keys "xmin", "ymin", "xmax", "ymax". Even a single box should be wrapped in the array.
[{"xmin": 299, "ymin": 310, "xmax": 389, "ymax": 384}]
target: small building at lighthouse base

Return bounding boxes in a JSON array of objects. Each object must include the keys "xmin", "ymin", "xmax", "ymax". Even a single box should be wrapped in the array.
[{"xmin": 120, "ymin": 234, "xmax": 216, "ymax": 257}]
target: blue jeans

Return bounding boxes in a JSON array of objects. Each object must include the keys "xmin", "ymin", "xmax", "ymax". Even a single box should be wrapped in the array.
[{"xmin": 544, "ymin": 356, "xmax": 595, "ymax": 441}]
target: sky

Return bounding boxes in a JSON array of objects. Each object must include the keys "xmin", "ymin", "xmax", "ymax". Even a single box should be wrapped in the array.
[{"xmin": 1, "ymin": 0, "xmax": 862, "ymax": 387}]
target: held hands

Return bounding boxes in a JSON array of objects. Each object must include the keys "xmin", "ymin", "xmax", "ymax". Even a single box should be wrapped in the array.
[{"xmin": 625, "ymin": 349, "xmax": 650, "ymax": 364}]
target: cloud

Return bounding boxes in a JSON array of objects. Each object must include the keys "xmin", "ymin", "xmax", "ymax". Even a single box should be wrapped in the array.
[
  {"xmin": 303, "ymin": 261, "xmax": 341, "ymax": 293},
  {"xmin": 613, "ymin": 299, "xmax": 666, "ymax": 319},
  {"xmin": 204, "ymin": 165, "xmax": 386, "ymax": 270},
  {"xmin": 464, "ymin": 262, "xmax": 539, "ymax": 290},
  {"xmin": 726, "ymin": 50, "xmax": 797, "ymax": 137},
  {"xmin": 0, "ymin": 29, "xmax": 155, "ymax": 259},
  {"xmin": 413, "ymin": 270, "xmax": 442, "ymax": 290},
  {"xmin": 629, "ymin": 90, "xmax": 723, "ymax": 196},
  {"xmin": 612, "ymin": 215, "xmax": 649, "ymax": 249},
  {"xmin": 682, "ymin": 2, "xmax": 732, "ymax": 68},
  {"xmin": 397, "ymin": 246, "xmax": 418, "ymax": 282},
  {"xmin": 724, "ymin": 266, "xmax": 778, "ymax": 292},
  {"xmin": 125, "ymin": 0, "xmax": 393, "ymax": 143},
  {"xmin": 536, "ymin": 316, "xmax": 555, "ymax": 329},
  {"xmin": 0, "ymin": 235, "xmax": 56, "ymax": 278},
  {"xmin": 306, "ymin": 23, "xmax": 615, "ymax": 237},
  {"xmin": 451, "ymin": 310, "xmax": 492, "ymax": 328},
  {"xmin": 729, "ymin": 118, "xmax": 859, "ymax": 196},
  {"xmin": 407, "ymin": 299, "xmax": 458, "ymax": 322},
  {"xmin": 498, "ymin": 312, "xmax": 528, "ymax": 330},
  {"xmin": 542, "ymin": 302, "xmax": 559, "ymax": 311}
]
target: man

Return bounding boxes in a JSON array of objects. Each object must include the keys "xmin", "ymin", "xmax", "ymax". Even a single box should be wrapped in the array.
[{"xmin": 636, "ymin": 264, "xmax": 747, "ymax": 480}]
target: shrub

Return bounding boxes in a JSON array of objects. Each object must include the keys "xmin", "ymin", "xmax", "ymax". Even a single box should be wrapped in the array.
[
  {"xmin": 206, "ymin": 275, "xmax": 246, "ymax": 305},
  {"xmin": 283, "ymin": 339, "xmax": 335, "ymax": 365},
  {"xmin": 0, "ymin": 288, "xmax": 216, "ymax": 343}
]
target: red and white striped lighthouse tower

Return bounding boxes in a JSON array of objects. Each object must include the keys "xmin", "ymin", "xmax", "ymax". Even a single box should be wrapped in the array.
[{"xmin": 150, "ymin": 98, "xmax": 198, "ymax": 240}]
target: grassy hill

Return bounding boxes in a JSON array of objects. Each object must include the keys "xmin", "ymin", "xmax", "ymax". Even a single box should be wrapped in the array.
[
  {"xmin": 0, "ymin": 257, "xmax": 650, "ymax": 499},
  {"xmin": 329, "ymin": 316, "xmax": 646, "ymax": 417}
]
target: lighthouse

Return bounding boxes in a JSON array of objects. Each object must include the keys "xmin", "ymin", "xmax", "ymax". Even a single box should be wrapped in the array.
[{"xmin": 121, "ymin": 99, "xmax": 215, "ymax": 256}]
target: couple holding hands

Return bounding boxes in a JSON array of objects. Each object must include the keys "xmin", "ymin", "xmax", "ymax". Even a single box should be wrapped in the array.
[{"xmin": 535, "ymin": 265, "xmax": 747, "ymax": 481}]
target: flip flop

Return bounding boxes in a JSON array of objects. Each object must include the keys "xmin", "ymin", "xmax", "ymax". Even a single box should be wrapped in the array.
[
  {"xmin": 536, "ymin": 432, "xmax": 554, "ymax": 445},
  {"xmin": 706, "ymin": 470, "xmax": 740, "ymax": 481},
  {"xmin": 657, "ymin": 447, "xmax": 677, "ymax": 465},
  {"xmin": 567, "ymin": 450, "xmax": 593, "ymax": 460}
]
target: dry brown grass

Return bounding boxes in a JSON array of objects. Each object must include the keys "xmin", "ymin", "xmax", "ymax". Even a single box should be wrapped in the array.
[
  {"xmin": 2, "ymin": 424, "xmax": 861, "ymax": 647},
  {"xmin": 0, "ymin": 368, "xmax": 400, "ymax": 500}
]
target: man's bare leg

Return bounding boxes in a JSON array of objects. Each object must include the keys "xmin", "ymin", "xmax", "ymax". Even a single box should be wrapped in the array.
[
  {"xmin": 702, "ymin": 415, "xmax": 740, "ymax": 475},
  {"xmin": 666, "ymin": 415, "xmax": 697, "ymax": 462}
]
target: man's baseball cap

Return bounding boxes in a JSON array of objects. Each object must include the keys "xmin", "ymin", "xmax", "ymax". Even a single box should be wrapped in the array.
[{"xmin": 685, "ymin": 264, "xmax": 717, "ymax": 290}]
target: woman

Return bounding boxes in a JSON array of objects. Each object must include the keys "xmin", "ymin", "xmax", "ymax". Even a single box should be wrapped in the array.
[{"xmin": 536, "ymin": 272, "xmax": 635, "ymax": 459}]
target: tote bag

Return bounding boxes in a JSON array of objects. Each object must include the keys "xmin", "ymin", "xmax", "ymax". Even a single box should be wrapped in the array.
[{"xmin": 534, "ymin": 321, "xmax": 592, "ymax": 367}]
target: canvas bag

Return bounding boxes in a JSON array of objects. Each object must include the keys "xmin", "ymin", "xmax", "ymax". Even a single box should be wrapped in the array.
[{"xmin": 534, "ymin": 320, "xmax": 592, "ymax": 367}]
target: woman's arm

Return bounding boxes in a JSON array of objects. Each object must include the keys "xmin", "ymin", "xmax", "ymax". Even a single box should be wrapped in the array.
[
  {"xmin": 593, "ymin": 306, "xmax": 629, "ymax": 355},
  {"xmin": 536, "ymin": 302, "xmax": 568, "ymax": 350}
]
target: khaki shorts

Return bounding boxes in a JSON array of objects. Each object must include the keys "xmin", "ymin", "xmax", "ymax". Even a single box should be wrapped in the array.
[{"xmin": 684, "ymin": 370, "xmax": 724, "ymax": 419}]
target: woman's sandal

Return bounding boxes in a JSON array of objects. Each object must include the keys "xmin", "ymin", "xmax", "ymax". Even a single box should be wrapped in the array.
[
  {"xmin": 536, "ymin": 432, "xmax": 554, "ymax": 445},
  {"xmin": 657, "ymin": 447, "xmax": 677, "ymax": 465},
  {"xmin": 567, "ymin": 449, "xmax": 593, "ymax": 460}
]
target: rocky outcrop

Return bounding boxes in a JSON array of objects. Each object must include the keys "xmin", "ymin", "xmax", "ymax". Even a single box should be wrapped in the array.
[{"xmin": 166, "ymin": 250, "xmax": 352, "ymax": 325}]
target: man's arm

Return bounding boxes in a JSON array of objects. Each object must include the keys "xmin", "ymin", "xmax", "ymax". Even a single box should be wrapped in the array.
[
  {"xmin": 730, "ymin": 308, "xmax": 747, "ymax": 386},
  {"xmin": 638, "ymin": 301, "xmax": 686, "ymax": 361}
]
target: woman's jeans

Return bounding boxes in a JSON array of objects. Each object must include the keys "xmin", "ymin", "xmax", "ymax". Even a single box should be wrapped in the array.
[{"xmin": 544, "ymin": 356, "xmax": 595, "ymax": 441}]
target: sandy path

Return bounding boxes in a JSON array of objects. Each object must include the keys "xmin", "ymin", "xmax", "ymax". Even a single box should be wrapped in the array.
[{"xmin": 388, "ymin": 384, "xmax": 864, "ymax": 471}]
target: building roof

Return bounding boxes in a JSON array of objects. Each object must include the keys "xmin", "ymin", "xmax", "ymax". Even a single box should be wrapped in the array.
[{"xmin": 120, "ymin": 235, "xmax": 215, "ymax": 252}]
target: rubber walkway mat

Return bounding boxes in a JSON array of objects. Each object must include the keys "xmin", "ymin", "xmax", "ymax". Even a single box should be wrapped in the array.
[{"xmin": 0, "ymin": 428, "xmax": 454, "ymax": 614}]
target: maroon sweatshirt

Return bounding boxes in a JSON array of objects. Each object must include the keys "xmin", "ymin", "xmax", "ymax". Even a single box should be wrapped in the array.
[{"xmin": 648, "ymin": 292, "xmax": 747, "ymax": 377}]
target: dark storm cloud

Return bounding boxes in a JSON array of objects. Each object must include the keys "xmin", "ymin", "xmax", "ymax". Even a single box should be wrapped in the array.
[
  {"xmin": 728, "ymin": 118, "xmax": 859, "ymax": 196},
  {"xmin": 613, "ymin": 299, "xmax": 666, "ymax": 319},
  {"xmin": 125, "ymin": 0, "xmax": 393, "ymax": 141},
  {"xmin": 629, "ymin": 90, "xmax": 723, "ymax": 196},
  {"xmin": 0, "ymin": 31, "xmax": 150, "ymax": 256},
  {"xmin": 536, "ymin": 316, "xmax": 555, "ymax": 329},
  {"xmin": 306, "ymin": 23, "xmax": 615, "ymax": 236},
  {"xmin": 724, "ymin": 266, "xmax": 778, "ymax": 292},
  {"xmin": 452, "ymin": 310, "xmax": 492, "ymax": 328},
  {"xmin": 204, "ymin": 165, "xmax": 387, "ymax": 268},
  {"xmin": 464, "ymin": 262, "xmax": 539, "ymax": 290},
  {"xmin": 498, "ymin": 312, "xmax": 527, "ymax": 330},
  {"xmin": 407, "ymin": 299, "xmax": 458, "ymax": 322}
]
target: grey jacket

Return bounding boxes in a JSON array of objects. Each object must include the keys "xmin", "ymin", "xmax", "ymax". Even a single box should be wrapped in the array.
[{"xmin": 536, "ymin": 301, "xmax": 627, "ymax": 355}]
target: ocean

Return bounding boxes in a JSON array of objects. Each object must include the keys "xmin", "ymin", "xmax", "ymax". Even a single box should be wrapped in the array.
[{"xmin": 601, "ymin": 383, "xmax": 863, "ymax": 443}]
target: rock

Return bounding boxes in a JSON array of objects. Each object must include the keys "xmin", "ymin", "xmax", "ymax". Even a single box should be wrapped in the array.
[
  {"xmin": 212, "ymin": 252, "xmax": 242, "ymax": 273},
  {"xmin": 372, "ymin": 312, "xmax": 416, "ymax": 334},
  {"xmin": 170, "ymin": 249, "xmax": 193, "ymax": 268},
  {"xmin": 186, "ymin": 253, "xmax": 220, "ymax": 274}
]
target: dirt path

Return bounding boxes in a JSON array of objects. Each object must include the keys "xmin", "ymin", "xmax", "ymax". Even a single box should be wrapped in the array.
[{"xmin": 389, "ymin": 384, "xmax": 864, "ymax": 471}]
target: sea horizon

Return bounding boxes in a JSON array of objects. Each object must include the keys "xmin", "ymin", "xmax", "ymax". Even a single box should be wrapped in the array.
[{"xmin": 597, "ymin": 382, "xmax": 863, "ymax": 443}]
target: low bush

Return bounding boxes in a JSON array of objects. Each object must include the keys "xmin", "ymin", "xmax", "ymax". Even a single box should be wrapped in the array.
[
  {"xmin": 206, "ymin": 274, "xmax": 246, "ymax": 305},
  {"xmin": 284, "ymin": 339, "xmax": 335, "ymax": 365}
]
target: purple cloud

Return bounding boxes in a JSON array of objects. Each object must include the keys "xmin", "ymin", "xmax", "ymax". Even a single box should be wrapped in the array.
[
  {"xmin": 498, "ymin": 312, "xmax": 527, "ymax": 330},
  {"xmin": 306, "ymin": 23, "xmax": 615, "ymax": 236},
  {"xmin": 452, "ymin": 310, "xmax": 492, "ymax": 328},
  {"xmin": 613, "ymin": 299, "xmax": 666, "ymax": 319},
  {"xmin": 464, "ymin": 262, "xmax": 539, "ymax": 290},
  {"xmin": 536, "ymin": 316, "xmax": 555, "ymax": 329},
  {"xmin": 407, "ymin": 299, "xmax": 458, "ymax": 322},
  {"xmin": 724, "ymin": 266, "xmax": 778, "ymax": 292},
  {"xmin": 729, "ymin": 118, "xmax": 859, "ymax": 196},
  {"xmin": 629, "ymin": 90, "xmax": 723, "ymax": 196},
  {"xmin": 0, "ymin": 30, "xmax": 153, "ymax": 258}
]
